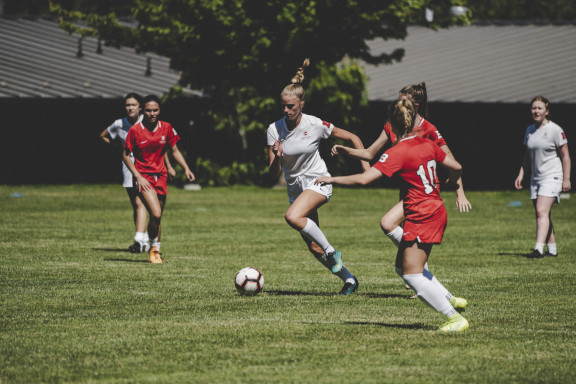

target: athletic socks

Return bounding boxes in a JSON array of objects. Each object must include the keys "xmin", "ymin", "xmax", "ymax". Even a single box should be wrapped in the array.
[
  {"xmin": 403, "ymin": 273, "xmax": 457, "ymax": 317},
  {"xmin": 547, "ymin": 243, "xmax": 557, "ymax": 255},
  {"xmin": 534, "ymin": 242, "xmax": 545, "ymax": 254},
  {"xmin": 300, "ymin": 218, "xmax": 335, "ymax": 254},
  {"xmin": 386, "ymin": 226, "xmax": 403, "ymax": 247}
]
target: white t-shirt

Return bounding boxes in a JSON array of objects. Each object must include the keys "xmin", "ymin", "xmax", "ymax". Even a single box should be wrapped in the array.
[
  {"xmin": 267, "ymin": 114, "xmax": 333, "ymax": 181},
  {"xmin": 523, "ymin": 121, "xmax": 567, "ymax": 182},
  {"xmin": 107, "ymin": 115, "xmax": 143, "ymax": 187}
]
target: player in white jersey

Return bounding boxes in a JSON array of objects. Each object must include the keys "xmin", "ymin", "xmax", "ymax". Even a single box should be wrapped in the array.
[
  {"xmin": 515, "ymin": 96, "xmax": 571, "ymax": 258},
  {"xmin": 99, "ymin": 93, "xmax": 175, "ymax": 253},
  {"xmin": 268, "ymin": 59, "xmax": 370, "ymax": 295}
]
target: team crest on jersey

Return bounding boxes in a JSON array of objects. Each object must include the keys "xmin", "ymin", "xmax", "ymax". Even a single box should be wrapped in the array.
[{"xmin": 160, "ymin": 135, "xmax": 166, "ymax": 144}]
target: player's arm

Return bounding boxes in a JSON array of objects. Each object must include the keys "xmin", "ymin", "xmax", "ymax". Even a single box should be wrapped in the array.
[
  {"xmin": 331, "ymin": 127, "xmax": 371, "ymax": 171},
  {"xmin": 99, "ymin": 127, "xmax": 112, "ymax": 145},
  {"xmin": 122, "ymin": 148, "xmax": 152, "ymax": 192},
  {"xmin": 441, "ymin": 153, "xmax": 463, "ymax": 190},
  {"xmin": 514, "ymin": 148, "xmax": 530, "ymax": 190},
  {"xmin": 332, "ymin": 128, "xmax": 389, "ymax": 164},
  {"xmin": 268, "ymin": 141, "xmax": 283, "ymax": 179},
  {"xmin": 164, "ymin": 153, "xmax": 176, "ymax": 181},
  {"xmin": 170, "ymin": 143, "xmax": 195, "ymax": 182},
  {"xmin": 559, "ymin": 143, "xmax": 571, "ymax": 192},
  {"xmin": 440, "ymin": 144, "xmax": 471, "ymax": 212},
  {"xmin": 315, "ymin": 167, "xmax": 382, "ymax": 187}
]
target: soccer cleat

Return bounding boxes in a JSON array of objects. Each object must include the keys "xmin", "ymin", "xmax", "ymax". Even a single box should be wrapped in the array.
[
  {"xmin": 149, "ymin": 246, "xmax": 164, "ymax": 264},
  {"xmin": 544, "ymin": 252, "xmax": 558, "ymax": 257},
  {"xmin": 409, "ymin": 293, "xmax": 418, "ymax": 299},
  {"xmin": 338, "ymin": 276, "xmax": 359, "ymax": 296},
  {"xmin": 325, "ymin": 249, "xmax": 343, "ymax": 273},
  {"xmin": 527, "ymin": 249, "xmax": 544, "ymax": 259},
  {"xmin": 128, "ymin": 241, "xmax": 150, "ymax": 253},
  {"xmin": 439, "ymin": 313, "xmax": 469, "ymax": 333},
  {"xmin": 449, "ymin": 296, "xmax": 468, "ymax": 313}
]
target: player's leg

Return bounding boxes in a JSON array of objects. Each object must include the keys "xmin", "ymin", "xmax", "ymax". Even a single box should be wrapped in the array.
[
  {"xmin": 139, "ymin": 189, "xmax": 164, "ymax": 263},
  {"xmin": 380, "ymin": 200, "xmax": 404, "ymax": 247},
  {"xmin": 127, "ymin": 187, "xmax": 150, "ymax": 253},
  {"xmin": 530, "ymin": 196, "xmax": 555, "ymax": 258},
  {"xmin": 398, "ymin": 241, "xmax": 468, "ymax": 332},
  {"xmin": 287, "ymin": 190, "xmax": 358, "ymax": 294}
]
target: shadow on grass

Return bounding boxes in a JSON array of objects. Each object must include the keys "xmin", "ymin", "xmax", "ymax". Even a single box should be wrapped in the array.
[
  {"xmin": 497, "ymin": 251, "xmax": 547, "ymax": 258},
  {"xmin": 266, "ymin": 290, "xmax": 335, "ymax": 297},
  {"xmin": 92, "ymin": 247, "xmax": 131, "ymax": 252},
  {"xmin": 344, "ymin": 321, "xmax": 432, "ymax": 330},
  {"xmin": 364, "ymin": 293, "xmax": 415, "ymax": 299},
  {"xmin": 103, "ymin": 258, "xmax": 149, "ymax": 263}
]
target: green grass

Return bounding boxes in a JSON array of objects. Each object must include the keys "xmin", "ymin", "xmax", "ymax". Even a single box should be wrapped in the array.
[{"xmin": 1, "ymin": 185, "xmax": 575, "ymax": 383}]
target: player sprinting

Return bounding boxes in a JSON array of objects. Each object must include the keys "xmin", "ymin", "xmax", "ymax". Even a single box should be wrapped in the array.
[
  {"xmin": 514, "ymin": 96, "xmax": 571, "ymax": 258},
  {"xmin": 331, "ymin": 83, "xmax": 470, "ymax": 296},
  {"xmin": 123, "ymin": 95, "xmax": 195, "ymax": 263},
  {"xmin": 315, "ymin": 98, "xmax": 469, "ymax": 332},
  {"xmin": 267, "ymin": 58, "xmax": 370, "ymax": 295}
]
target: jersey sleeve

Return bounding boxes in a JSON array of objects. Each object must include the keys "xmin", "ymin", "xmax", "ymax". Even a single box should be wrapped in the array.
[
  {"xmin": 433, "ymin": 143, "xmax": 448, "ymax": 164},
  {"xmin": 267, "ymin": 123, "xmax": 279, "ymax": 146},
  {"xmin": 107, "ymin": 119, "xmax": 123, "ymax": 140},
  {"xmin": 383, "ymin": 122, "xmax": 397, "ymax": 143},
  {"xmin": 554, "ymin": 126, "xmax": 568, "ymax": 147},
  {"xmin": 318, "ymin": 118, "xmax": 334, "ymax": 139},
  {"xmin": 373, "ymin": 147, "xmax": 403, "ymax": 178},
  {"xmin": 124, "ymin": 127, "xmax": 135, "ymax": 152},
  {"xmin": 167, "ymin": 123, "xmax": 180, "ymax": 147}
]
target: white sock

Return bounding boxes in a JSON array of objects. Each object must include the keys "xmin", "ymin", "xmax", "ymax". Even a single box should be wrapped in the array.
[
  {"xmin": 423, "ymin": 268, "xmax": 452, "ymax": 301},
  {"xmin": 547, "ymin": 243, "xmax": 557, "ymax": 255},
  {"xmin": 301, "ymin": 218, "xmax": 335, "ymax": 254},
  {"xmin": 135, "ymin": 232, "xmax": 147, "ymax": 243},
  {"xmin": 151, "ymin": 238, "xmax": 160, "ymax": 251},
  {"xmin": 386, "ymin": 226, "xmax": 403, "ymax": 247},
  {"xmin": 403, "ymin": 273, "xmax": 457, "ymax": 317},
  {"xmin": 535, "ymin": 243, "xmax": 545, "ymax": 253}
]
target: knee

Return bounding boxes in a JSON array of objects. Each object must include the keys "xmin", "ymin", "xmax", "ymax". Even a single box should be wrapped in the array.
[{"xmin": 380, "ymin": 216, "xmax": 397, "ymax": 234}]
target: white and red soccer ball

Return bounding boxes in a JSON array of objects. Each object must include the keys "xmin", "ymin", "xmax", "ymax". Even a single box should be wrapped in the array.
[{"xmin": 235, "ymin": 267, "xmax": 264, "ymax": 296}]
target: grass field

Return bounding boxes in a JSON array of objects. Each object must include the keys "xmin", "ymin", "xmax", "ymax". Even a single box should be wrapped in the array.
[{"xmin": 1, "ymin": 184, "xmax": 575, "ymax": 383}]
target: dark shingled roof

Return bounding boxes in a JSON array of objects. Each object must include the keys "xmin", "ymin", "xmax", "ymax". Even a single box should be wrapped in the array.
[
  {"xmin": 362, "ymin": 24, "xmax": 576, "ymax": 103},
  {"xmin": 0, "ymin": 17, "xmax": 199, "ymax": 98}
]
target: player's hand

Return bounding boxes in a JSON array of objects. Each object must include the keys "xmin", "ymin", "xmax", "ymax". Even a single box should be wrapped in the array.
[
  {"xmin": 331, "ymin": 145, "xmax": 344, "ymax": 157},
  {"xmin": 272, "ymin": 140, "xmax": 283, "ymax": 157},
  {"xmin": 562, "ymin": 179, "xmax": 571, "ymax": 192},
  {"xmin": 185, "ymin": 169, "xmax": 196, "ymax": 182},
  {"xmin": 136, "ymin": 176, "xmax": 153, "ymax": 192},
  {"xmin": 455, "ymin": 195, "xmax": 472, "ymax": 213},
  {"xmin": 314, "ymin": 176, "xmax": 333, "ymax": 185},
  {"xmin": 514, "ymin": 175, "xmax": 523, "ymax": 190},
  {"xmin": 167, "ymin": 167, "xmax": 177, "ymax": 181}
]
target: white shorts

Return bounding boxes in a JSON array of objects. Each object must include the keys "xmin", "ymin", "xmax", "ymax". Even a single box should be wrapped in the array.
[
  {"xmin": 122, "ymin": 154, "xmax": 136, "ymax": 188},
  {"xmin": 530, "ymin": 178, "xmax": 561, "ymax": 203},
  {"xmin": 286, "ymin": 175, "xmax": 332, "ymax": 204}
]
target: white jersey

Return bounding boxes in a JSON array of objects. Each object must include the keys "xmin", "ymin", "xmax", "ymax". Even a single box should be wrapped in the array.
[
  {"xmin": 267, "ymin": 113, "xmax": 333, "ymax": 182},
  {"xmin": 106, "ymin": 115, "xmax": 143, "ymax": 188},
  {"xmin": 523, "ymin": 121, "xmax": 567, "ymax": 182}
]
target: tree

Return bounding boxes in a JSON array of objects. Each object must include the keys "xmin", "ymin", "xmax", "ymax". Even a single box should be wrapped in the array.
[
  {"xmin": 466, "ymin": 0, "xmax": 576, "ymax": 21},
  {"xmin": 50, "ymin": 0, "xmax": 468, "ymax": 184}
]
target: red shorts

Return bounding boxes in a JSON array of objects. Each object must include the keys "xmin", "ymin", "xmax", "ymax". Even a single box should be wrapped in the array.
[
  {"xmin": 136, "ymin": 173, "xmax": 168, "ymax": 195},
  {"xmin": 402, "ymin": 205, "xmax": 447, "ymax": 244}
]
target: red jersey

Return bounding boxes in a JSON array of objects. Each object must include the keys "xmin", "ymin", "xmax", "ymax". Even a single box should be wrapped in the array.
[
  {"xmin": 124, "ymin": 121, "xmax": 180, "ymax": 174},
  {"xmin": 374, "ymin": 136, "xmax": 447, "ymax": 224},
  {"xmin": 383, "ymin": 118, "xmax": 446, "ymax": 147}
]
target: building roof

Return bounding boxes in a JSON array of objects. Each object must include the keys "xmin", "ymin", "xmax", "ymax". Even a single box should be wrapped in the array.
[
  {"xmin": 363, "ymin": 24, "xmax": 576, "ymax": 103},
  {"xmin": 0, "ymin": 17, "xmax": 199, "ymax": 98}
]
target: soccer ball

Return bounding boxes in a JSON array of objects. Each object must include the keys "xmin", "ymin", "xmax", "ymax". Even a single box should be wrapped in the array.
[{"xmin": 235, "ymin": 267, "xmax": 264, "ymax": 296}]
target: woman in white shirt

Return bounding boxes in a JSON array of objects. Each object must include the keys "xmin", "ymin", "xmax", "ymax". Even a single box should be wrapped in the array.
[
  {"xmin": 515, "ymin": 96, "xmax": 571, "ymax": 258},
  {"xmin": 267, "ymin": 59, "xmax": 369, "ymax": 295}
]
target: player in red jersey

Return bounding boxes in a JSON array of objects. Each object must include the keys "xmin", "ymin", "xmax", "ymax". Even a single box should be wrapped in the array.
[
  {"xmin": 331, "ymin": 83, "xmax": 471, "ymax": 248},
  {"xmin": 315, "ymin": 99, "xmax": 469, "ymax": 332},
  {"xmin": 123, "ymin": 95, "xmax": 195, "ymax": 263}
]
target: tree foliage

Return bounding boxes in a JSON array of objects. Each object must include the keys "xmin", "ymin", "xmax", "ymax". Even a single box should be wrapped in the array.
[
  {"xmin": 466, "ymin": 0, "xmax": 576, "ymax": 21},
  {"xmin": 47, "ymin": 0, "xmax": 468, "ymax": 183}
]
